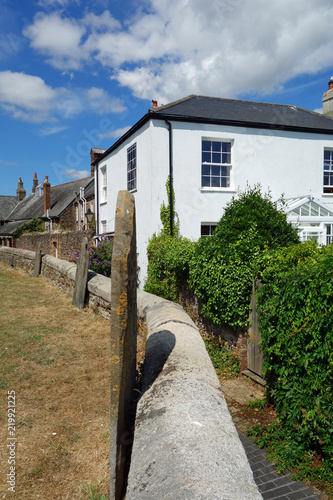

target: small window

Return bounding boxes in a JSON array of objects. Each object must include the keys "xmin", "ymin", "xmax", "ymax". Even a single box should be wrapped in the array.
[
  {"xmin": 202, "ymin": 139, "xmax": 232, "ymax": 188},
  {"xmin": 201, "ymin": 224, "xmax": 217, "ymax": 237},
  {"xmin": 100, "ymin": 166, "xmax": 107, "ymax": 202},
  {"xmin": 127, "ymin": 143, "xmax": 137, "ymax": 191},
  {"xmin": 323, "ymin": 149, "xmax": 333, "ymax": 193},
  {"xmin": 101, "ymin": 220, "xmax": 107, "ymax": 234}
]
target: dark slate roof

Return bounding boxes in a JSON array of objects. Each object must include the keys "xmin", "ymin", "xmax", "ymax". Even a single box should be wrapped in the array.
[
  {"xmin": 150, "ymin": 95, "xmax": 333, "ymax": 133},
  {"xmin": 93, "ymin": 94, "xmax": 333, "ymax": 165},
  {"xmin": 0, "ymin": 220, "xmax": 26, "ymax": 236},
  {"xmin": 0, "ymin": 196, "xmax": 18, "ymax": 220},
  {"xmin": 6, "ymin": 177, "xmax": 94, "ymax": 222}
]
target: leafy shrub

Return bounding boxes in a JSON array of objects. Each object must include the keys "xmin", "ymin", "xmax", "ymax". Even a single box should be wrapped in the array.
[
  {"xmin": 144, "ymin": 234, "xmax": 195, "ymax": 302},
  {"xmin": 12, "ymin": 217, "xmax": 44, "ymax": 239},
  {"xmin": 202, "ymin": 334, "xmax": 240, "ymax": 378},
  {"xmin": 88, "ymin": 236, "xmax": 113, "ymax": 277},
  {"xmin": 188, "ymin": 185, "xmax": 299, "ymax": 328},
  {"xmin": 257, "ymin": 242, "xmax": 333, "ymax": 461}
]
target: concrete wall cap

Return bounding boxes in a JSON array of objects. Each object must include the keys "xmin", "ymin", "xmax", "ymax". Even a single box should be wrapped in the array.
[{"xmin": 87, "ymin": 273, "xmax": 111, "ymax": 302}]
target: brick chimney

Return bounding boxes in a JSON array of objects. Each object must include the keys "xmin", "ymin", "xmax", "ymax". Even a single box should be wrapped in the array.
[
  {"xmin": 16, "ymin": 177, "xmax": 26, "ymax": 201},
  {"xmin": 43, "ymin": 176, "xmax": 51, "ymax": 213},
  {"xmin": 90, "ymin": 148, "xmax": 106, "ymax": 177},
  {"xmin": 323, "ymin": 76, "xmax": 333, "ymax": 118},
  {"xmin": 32, "ymin": 172, "xmax": 38, "ymax": 194}
]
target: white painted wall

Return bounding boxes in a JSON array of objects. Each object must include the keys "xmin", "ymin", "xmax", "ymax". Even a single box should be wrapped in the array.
[{"xmin": 96, "ymin": 118, "xmax": 333, "ymax": 287}]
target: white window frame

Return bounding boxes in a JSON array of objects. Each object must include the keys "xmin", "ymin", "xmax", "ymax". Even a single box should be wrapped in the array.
[
  {"xmin": 201, "ymin": 138, "xmax": 233, "ymax": 189},
  {"xmin": 100, "ymin": 165, "xmax": 107, "ymax": 203},
  {"xmin": 323, "ymin": 149, "xmax": 333, "ymax": 194},
  {"xmin": 127, "ymin": 143, "xmax": 137, "ymax": 191}
]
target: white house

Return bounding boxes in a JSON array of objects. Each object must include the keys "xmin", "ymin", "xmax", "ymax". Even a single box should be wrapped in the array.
[{"xmin": 92, "ymin": 78, "xmax": 333, "ymax": 286}]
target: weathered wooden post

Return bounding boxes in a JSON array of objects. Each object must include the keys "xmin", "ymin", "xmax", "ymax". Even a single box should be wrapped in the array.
[
  {"xmin": 33, "ymin": 243, "xmax": 42, "ymax": 278},
  {"xmin": 246, "ymin": 279, "xmax": 264, "ymax": 380},
  {"xmin": 110, "ymin": 191, "xmax": 137, "ymax": 500},
  {"xmin": 72, "ymin": 236, "xmax": 89, "ymax": 309}
]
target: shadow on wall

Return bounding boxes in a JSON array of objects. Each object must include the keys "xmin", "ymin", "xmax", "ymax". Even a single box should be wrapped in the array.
[{"xmin": 142, "ymin": 330, "xmax": 176, "ymax": 393}]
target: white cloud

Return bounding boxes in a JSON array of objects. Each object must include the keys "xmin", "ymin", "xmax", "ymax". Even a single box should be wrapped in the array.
[
  {"xmin": 63, "ymin": 168, "xmax": 90, "ymax": 179},
  {"xmin": 23, "ymin": 13, "xmax": 86, "ymax": 70},
  {"xmin": 0, "ymin": 71, "xmax": 126, "ymax": 123},
  {"xmin": 85, "ymin": 87, "xmax": 126, "ymax": 114},
  {"xmin": 23, "ymin": 0, "xmax": 333, "ymax": 103},
  {"xmin": 0, "ymin": 159, "xmax": 19, "ymax": 166},
  {"xmin": 97, "ymin": 126, "xmax": 131, "ymax": 139},
  {"xmin": 38, "ymin": 125, "xmax": 69, "ymax": 136},
  {"xmin": 0, "ymin": 71, "xmax": 56, "ymax": 123}
]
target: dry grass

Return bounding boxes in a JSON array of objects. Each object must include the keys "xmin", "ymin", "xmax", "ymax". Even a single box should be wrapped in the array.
[{"xmin": 0, "ymin": 263, "xmax": 146, "ymax": 499}]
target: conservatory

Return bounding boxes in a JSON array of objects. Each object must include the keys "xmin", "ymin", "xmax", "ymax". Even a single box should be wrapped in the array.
[{"xmin": 279, "ymin": 196, "xmax": 333, "ymax": 246}]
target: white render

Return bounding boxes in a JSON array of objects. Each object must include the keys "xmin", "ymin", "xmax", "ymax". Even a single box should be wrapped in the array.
[{"xmin": 95, "ymin": 115, "xmax": 333, "ymax": 287}]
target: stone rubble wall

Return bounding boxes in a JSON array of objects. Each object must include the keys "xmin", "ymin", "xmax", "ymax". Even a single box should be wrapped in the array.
[{"xmin": 0, "ymin": 246, "xmax": 262, "ymax": 500}]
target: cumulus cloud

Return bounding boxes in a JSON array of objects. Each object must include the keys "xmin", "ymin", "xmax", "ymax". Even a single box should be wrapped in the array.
[
  {"xmin": 23, "ymin": 13, "xmax": 87, "ymax": 70},
  {"xmin": 0, "ymin": 71, "xmax": 56, "ymax": 123},
  {"xmin": 62, "ymin": 168, "xmax": 90, "ymax": 179},
  {"xmin": 23, "ymin": 0, "xmax": 333, "ymax": 102},
  {"xmin": 0, "ymin": 71, "xmax": 126, "ymax": 123}
]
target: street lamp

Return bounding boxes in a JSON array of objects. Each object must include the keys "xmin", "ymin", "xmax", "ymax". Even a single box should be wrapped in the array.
[{"xmin": 85, "ymin": 208, "xmax": 95, "ymax": 229}]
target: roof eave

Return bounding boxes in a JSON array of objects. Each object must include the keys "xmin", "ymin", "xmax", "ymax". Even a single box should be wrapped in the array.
[{"xmin": 92, "ymin": 113, "xmax": 151, "ymax": 165}]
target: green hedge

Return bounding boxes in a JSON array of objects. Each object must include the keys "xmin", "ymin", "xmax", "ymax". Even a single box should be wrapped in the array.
[
  {"xmin": 144, "ymin": 234, "xmax": 195, "ymax": 302},
  {"xmin": 188, "ymin": 185, "xmax": 299, "ymax": 328},
  {"xmin": 257, "ymin": 242, "xmax": 333, "ymax": 460}
]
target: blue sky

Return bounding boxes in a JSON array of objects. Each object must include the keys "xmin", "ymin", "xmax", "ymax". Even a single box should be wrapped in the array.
[{"xmin": 1, "ymin": 0, "xmax": 333, "ymax": 196}]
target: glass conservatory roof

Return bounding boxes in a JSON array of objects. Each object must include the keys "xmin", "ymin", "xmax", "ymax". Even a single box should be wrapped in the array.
[{"xmin": 277, "ymin": 196, "xmax": 333, "ymax": 218}]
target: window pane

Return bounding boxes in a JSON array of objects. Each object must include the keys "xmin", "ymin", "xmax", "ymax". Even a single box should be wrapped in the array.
[
  {"xmin": 202, "ymin": 140, "xmax": 211, "ymax": 152},
  {"xmin": 211, "ymin": 176, "xmax": 220, "ymax": 187},
  {"xmin": 212, "ymin": 165, "xmax": 220, "ymax": 176},
  {"xmin": 202, "ymin": 164, "xmax": 210, "ymax": 176},
  {"xmin": 201, "ymin": 225, "xmax": 210, "ymax": 236},
  {"xmin": 222, "ymin": 153, "xmax": 231, "ymax": 164},
  {"xmin": 212, "ymin": 152, "xmax": 221, "ymax": 163},
  {"xmin": 222, "ymin": 142, "xmax": 231, "ymax": 153},
  {"xmin": 212, "ymin": 141, "xmax": 221, "ymax": 152},
  {"xmin": 202, "ymin": 152, "xmax": 211, "ymax": 163},
  {"xmin": 202, "ymin": 176, "xmax": 210, "ymax": 187}
]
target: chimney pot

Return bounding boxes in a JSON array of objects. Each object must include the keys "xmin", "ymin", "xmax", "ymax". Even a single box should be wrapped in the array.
[
  {"xmin": 152, "ymin": 100, "xmax": 158, "ymax": 108},
  {"xmin": 32, "ymin": 172, "xmax": 38, "ymax": 194},
  {"xmin": 43, "ymin": 176, "xmax": 51, "ymax": 213},
  {"xmin": 329, "ymin": 76, "xmax": 333, "ymax": 90},
  {"xmin": 17, "ymin": 176, "xmax": 26, "ymax": 201}
]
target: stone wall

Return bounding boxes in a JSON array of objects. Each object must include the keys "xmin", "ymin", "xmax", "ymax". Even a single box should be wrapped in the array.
[
  {"xmin": 14, "ymin": 230, "xmax": 94, "ymax": 262},
  {"xmin": 0, "ymin": 246, "xmax": 262, "ymax": 500}
]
